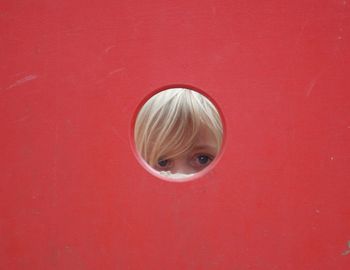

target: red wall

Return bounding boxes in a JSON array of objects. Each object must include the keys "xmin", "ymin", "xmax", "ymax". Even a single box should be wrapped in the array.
[{"xmin": 1, "ymin": 0, "xmax": 349, "ymax": 269}]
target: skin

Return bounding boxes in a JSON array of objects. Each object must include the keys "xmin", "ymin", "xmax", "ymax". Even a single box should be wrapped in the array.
[{"xmin": 153, "ymin": 128, "xmax": 218, "ymax": 175}]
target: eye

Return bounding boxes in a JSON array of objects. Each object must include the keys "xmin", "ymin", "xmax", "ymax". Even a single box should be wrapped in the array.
[
  {"xmin": 158, "ymin": 159, "xmax": 169, "ymax": 167},
  {"xmin": 154, "ymin": 158, "xmax": 173, "ymax": 171},
  {"xmin": 191, "ymin": 154, "xmax": 214, "ymax": 169},
  {"xmin": 197, "ymin": 155, "xmax": 210, "ymax": 164}
]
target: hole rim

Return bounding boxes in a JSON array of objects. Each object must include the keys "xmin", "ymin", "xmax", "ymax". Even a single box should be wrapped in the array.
[{"xmin": 130, "ymin": 84, "xmax": 226, "ymax": 183}]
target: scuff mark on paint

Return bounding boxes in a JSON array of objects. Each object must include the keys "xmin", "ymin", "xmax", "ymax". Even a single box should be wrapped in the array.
[
  {"xmin": 96, "ymin": 68, "xmax": 125, "ymax": 84},
  {"xmin": 108, "ymin": 68, "xmax": 125, "ymax": 76},
  {"xmin": 104, "ymin": 45, "xmax": 117, "ymax": 54},
  {"xmin": 6, "ymin": 74, "xmax": 38, "ymax": 90},
  {"xmin": 305, "ymin": 79, "xmax": 317, "ymax": 97},
  {"xmin": 305, "ymin": 69, "xmax": 326, "ymax": 97}
]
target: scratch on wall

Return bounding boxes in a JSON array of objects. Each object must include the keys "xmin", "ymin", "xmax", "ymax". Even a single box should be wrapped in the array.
[
  {"xmin": 305, "ymin": 78, "xmax": 318, "ymax": 97},
  {"xmin": 305, "ymin": 69, "xmax": 326, "ymax": 97},
  {"xmin": 96, "ymin": 68, "xmax": 125, "ymax": 84},
  {"xmin": 104, "ymin": 45, "xmax": 117, "ymax": 54},
  {"xmin": 6, "ymin": 74, "xmax": 38, "ymax": 90}
]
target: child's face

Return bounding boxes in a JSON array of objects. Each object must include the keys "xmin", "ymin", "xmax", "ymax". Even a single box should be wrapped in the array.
[{"xmin": 153, "ymin": 128, "xmax": 218, "ymax": 175}]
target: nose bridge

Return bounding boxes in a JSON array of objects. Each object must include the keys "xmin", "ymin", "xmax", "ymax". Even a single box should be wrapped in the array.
[{"xmin": 171, "ymin": 158, "xmax": 194, "ymax": 174}]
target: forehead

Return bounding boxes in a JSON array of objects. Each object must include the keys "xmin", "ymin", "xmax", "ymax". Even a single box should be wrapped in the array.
[{"xmin": 191, "ymin": 127, "xmax": 218, "ymax": 153}]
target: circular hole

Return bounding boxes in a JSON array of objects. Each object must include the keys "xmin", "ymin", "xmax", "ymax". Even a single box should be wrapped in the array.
[{"xmin": 133, "ymin": 87, "xmax": 224, "ymax": 182}]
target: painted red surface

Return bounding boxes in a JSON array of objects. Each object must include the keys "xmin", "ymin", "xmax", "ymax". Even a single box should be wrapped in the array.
[{"xmin": 1, "ymin": 0, "xmax": 349, "ymax": 269}]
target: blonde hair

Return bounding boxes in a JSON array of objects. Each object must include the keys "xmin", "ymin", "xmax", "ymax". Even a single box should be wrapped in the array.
[{"xmin": 134, "ymin": 88, "xmax": 223, "ymax": 167}]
